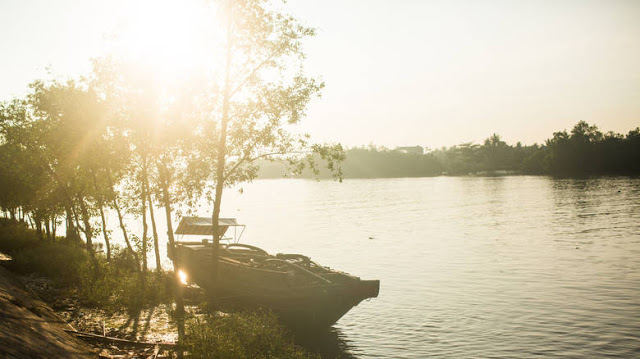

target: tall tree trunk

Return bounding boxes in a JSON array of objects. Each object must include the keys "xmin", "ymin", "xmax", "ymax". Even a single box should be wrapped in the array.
[
  {"xmin": 69, "ymin": 202, "xmax": 85, "ymax": 245},
  {"xmin": 73, "ymin": 212, "xmax": 82, "ymax": 238},
  {"xmin": 52, "ymin": 217, "xmax": 57, "ymax": 239},
  {"xmin": 105, "ymin": 169, "xmax": 139, "ymax": 268},
  {"xmin": 141, "ymin": 161, "xmax": 149, "ymax": 273},
  {"xmin": 79, "ymin": 199, "xmax": 94, "ymax": 254},
  {"xmin": 98, "ymin": 205, "xmax": 111, "ymax": 262},
  {"xmin": 113, "ymin": 196, "xmax": 139, "ymax": 268},
  {"xmin": 146, "ymin": 181, "xmax": 161, "ymax": 272},
  {"xmin": 45, "ymin": 218, "xmax": 52, "ymax": 241},
  {"xmin": 33, "ymin": 215, "xmax": 38, "ymax": 233},
  {"xmin": 65, "ymin": 205, "xmax": 78, "ymax": 241},
  {"xmin": 36, "ymin": 219, "xmax": 43, "ymax": 239},
  {"xmin": 211, "ymin": 7, "xmax": 235, "ymax": 293},
  {"xmin": 92, "ymin": 171, "xmax": 111, "ymax": 262},
  {"xmin": 158, "ymin": 159, "xmax": 184, "ymax": 359}
]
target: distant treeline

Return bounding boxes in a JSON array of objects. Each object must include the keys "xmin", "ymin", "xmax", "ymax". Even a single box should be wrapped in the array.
[{"xmin": 260, "ymin": 121, "xmax": 640, "ymax": 178}]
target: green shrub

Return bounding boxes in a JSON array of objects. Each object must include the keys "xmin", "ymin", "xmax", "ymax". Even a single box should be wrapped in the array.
[
  {"xmin": 0, "ymin": 219, "xmax": 40, "ymax": 253},
  {"xmin": 1, "ymin": 219, "xmax": 88, "ymax": 286},
  {"xmin": 74, "ymin": 247, "xmax": 172, "ymax": 310},
  {"xmin": 1, "ymin": 220, "xmax": 172, "ymax": 311},
  {"xmin": 110, "ymin": 246, "xmax": 140, "ymax": 273},
  {"xmin": 7, "ymin": 241, "xmax": 88, "ymax": 286},
  {"xmin": 76, "ymin": 258, "xmax": 118, "ymax": 306},
  {"xmin": 187, "ymin": 310, "xmax": 316, "ymax": 359},
  {"xmin": 110, "ymin": 270, "xmax": 173, "ymax": 312}
]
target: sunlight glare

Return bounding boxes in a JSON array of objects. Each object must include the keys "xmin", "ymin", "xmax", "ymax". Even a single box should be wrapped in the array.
[
  {"xmin": 178, "ymin": 269, "xmax": 188, "ymax": 285},
  {"xmin": 112, "ymin": 0, "xmax": 220, "ymax": 87}
]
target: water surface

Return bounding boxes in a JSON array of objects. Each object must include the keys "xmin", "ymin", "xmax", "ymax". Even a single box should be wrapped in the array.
[{"xmin": 110, "ymin": 176, "xmax": 640, "ymax": 358}]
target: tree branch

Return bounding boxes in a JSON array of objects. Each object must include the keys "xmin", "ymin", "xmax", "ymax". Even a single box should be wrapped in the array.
[
  {"xmin": 228, "ymin": 45, "xmax": 285, "ymax": 99},
  {"xmin": 222, "ymin": 153, "xmax": 252, "ymax": 183},
  {"xmin": 222, "ymin": 150, "xmax": 308, "ymax": 183}
]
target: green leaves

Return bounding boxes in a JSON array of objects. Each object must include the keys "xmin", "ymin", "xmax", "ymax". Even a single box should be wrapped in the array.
[
  {"xmin": 0, "ymin": 0, "xmax": 345, "ymax": 264},
  {"xmin": 187, "ymin": 310, "xmax": 315, "ymax": 359}
]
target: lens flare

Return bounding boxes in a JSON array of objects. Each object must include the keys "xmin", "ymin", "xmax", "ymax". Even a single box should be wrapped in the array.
[
  {"xmin": 110, "ymin": 0, "xmax": 221, "ymax": 87},
  {"xmin": 178, "ymin": 270, "xmax": 188, "ymax": 285}
]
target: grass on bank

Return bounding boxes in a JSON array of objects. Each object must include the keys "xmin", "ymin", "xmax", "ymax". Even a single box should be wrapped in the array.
[
  {"xmin": 187, "ymin": 310, "xmax": 318, "ymax": 359},
  {"xmin": 0, "ymin": 218, "xmax": 171, "ymax": 310}
]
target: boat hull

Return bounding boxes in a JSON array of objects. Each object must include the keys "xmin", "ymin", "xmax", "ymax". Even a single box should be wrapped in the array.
[{"xmin": 173, "ymin": 244, "xmax": 379, "ymax": 329}]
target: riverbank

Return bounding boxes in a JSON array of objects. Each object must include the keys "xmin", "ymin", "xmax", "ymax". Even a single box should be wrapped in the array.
[
  {"xmin": 0, "ymin": 263, "xmax": 95, "ymax": 358},
  {"xmin": 258, "ymin": 123, "xmax": 640, "ymax": 179},
  {"xmin": 0, "ymin": 219, "xmax": 319, "ymax": 359}
]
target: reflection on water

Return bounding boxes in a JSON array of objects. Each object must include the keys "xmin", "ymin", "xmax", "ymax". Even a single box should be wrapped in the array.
[
  {"xmin": 293, "ymin": 327, "xmax": 357, "ymax": 359},
  {"xmin": 105, "ymin": 176, "xmax": 640, "ymax": 358}
]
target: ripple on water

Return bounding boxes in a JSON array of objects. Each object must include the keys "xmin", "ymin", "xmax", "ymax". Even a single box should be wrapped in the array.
[{"xmin": 101, "ymin": 177, "xmax": 640, "ymax": 358}]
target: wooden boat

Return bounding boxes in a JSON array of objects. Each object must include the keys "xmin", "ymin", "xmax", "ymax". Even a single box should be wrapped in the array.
[{"xmin": 170, "ymin": 216, "xmax": 380, "ymax": 330}]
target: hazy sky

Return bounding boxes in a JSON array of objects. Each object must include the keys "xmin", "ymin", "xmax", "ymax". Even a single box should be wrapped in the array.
[{"xmin": 1, "ymin": 0, "xmax": 639, "ymax": 148}]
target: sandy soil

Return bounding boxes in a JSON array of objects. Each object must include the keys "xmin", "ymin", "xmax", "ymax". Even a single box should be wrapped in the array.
[{"xmin": 0, "ymin": 265, "xmax": 97, "ymax": 358}]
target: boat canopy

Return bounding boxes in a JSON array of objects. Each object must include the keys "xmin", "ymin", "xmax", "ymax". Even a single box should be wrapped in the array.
[{"xmin": 175, "ymin": 216, "xmax": 244, "ymax": 236}]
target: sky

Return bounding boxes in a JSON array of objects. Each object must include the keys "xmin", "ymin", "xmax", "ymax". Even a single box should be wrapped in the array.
[{"xmin": 1, "ymin": 0, "xmax": 639, "ymax": 149}]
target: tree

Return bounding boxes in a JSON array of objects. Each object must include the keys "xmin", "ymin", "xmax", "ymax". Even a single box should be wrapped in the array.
[
  {"xmin": 0, "ymin": 99, "xmax": 42, "ymax": 220},
  {"xmin": 481, "ymin": 133, "xmax": 508, "ymax": 171},
  {"xmin": 196, "ymin": 0, "xmax": 344, "ymax": 283},
  {"xmin": 25, "ymin": 79, "xmax": 109, "ymax": 248}
]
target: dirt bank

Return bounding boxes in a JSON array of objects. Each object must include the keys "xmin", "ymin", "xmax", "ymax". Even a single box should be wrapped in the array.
[{"xmin": 0, "ymin": 264, "xmax": 96, "ymax": 358}]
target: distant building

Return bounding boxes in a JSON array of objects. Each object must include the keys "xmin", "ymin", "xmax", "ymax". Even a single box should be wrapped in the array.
[{"xmin": 395, "ymin": 145, "xmax": 424, "ymax": 155}]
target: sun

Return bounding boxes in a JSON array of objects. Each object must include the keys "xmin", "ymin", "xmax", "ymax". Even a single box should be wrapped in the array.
[{"xmin": 110, "ymin": 0, "xmax": 221, "ymax": 87}]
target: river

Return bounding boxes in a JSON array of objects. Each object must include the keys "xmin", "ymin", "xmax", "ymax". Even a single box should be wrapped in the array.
[{"xmin": 106, "ymin": 176, "xmax": 640, "ymax": 358}]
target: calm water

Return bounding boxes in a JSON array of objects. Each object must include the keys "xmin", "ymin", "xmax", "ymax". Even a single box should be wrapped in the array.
[{"xmin": 109, "ymin": 176, "xmax": 640, "ymax": 358}]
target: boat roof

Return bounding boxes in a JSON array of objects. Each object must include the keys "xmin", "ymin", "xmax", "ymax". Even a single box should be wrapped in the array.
[{"xmin": 175, "ymin": 216, "xmax": 244, "ymax": 236}]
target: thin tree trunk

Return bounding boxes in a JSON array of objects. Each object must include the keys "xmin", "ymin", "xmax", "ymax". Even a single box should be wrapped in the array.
[
  {"xmin": 74, "ymin": 213, "xmax": 82, "ymax": 237},
  {"xmin": 70, "ymin": 202, "xmax": 86, "ymax": 245},
  {"xmin": 79, "ymin": 200, "xmax": 99, "ymax": 277},
  {"xmin": 28, "ymin": 214, "xmax": 37, "ymax": 232},
  {"xmin": 52, "ymin": 218, "xmax": 57, "ymax": 239},
  {"xmin": 211, "ymin": 6, "xmax": 235, "ymax": 292},
  {"xmin": 65, "ymin": 205, "xmax": 79, "ymax": 241},
  {"xmin": 105, "ymin": 169, "xmax": 139, "ymax": 267},
  {"xmin": 79, "ymin": 199, "xmax": 94, "ymax": 254},
  {"xmin": 141, "ymin": 161, "xmax": 149, "ymax": 273},
  {"xmin": 146, "ymin": 181, "xmax": 161, "ymax": 271},
  {"xmin": 159, "ymin": 162, "xmax": 176, "ymax": 257},
  {"xmin": 158, "ymin": 159, "xmax": 184, "ymax": 359},
  {"xmin": 98, "ymin": 205, "xmax": 111, "ymax": 262},
  {"xmin": 113, "ymin": 196, "xmax": 139, "ymax": 268},
  {"xmin": 45, "ymin": 219, "xmax": 52, "ymax": 241},
  {"xmin": 92, "ymin": 171, "xmax": 111, "ymax": 262},
  {"xmin": 36, "ymin": 218, "xmax": 43, "ymax": 239}
]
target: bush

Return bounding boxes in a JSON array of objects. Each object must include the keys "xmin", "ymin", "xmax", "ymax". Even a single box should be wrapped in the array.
[
  {"xmin": 187, "ymin": 310, "xmax": 316, "ymax": 359},
  {"xmin": 76, "ymin": 257, "xmax": 118, "ymax": 306},
  {"xmin": 0, "ymin": 219, "xmax": 88, "ymax": 286},
  {"xmin": 1, "ymin": 220, "xmax": 172, "ymax": 311},
  {"xmin": 0, "ymin": 219, "xmax": 40, "ymax": 253},
  {"xmin": 9, "ymin": 242, "xmax": 88, "ymax": 286},
  {"xmin": 110, "ymin": 270, "xmax": 173, "ymax": 312}
]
